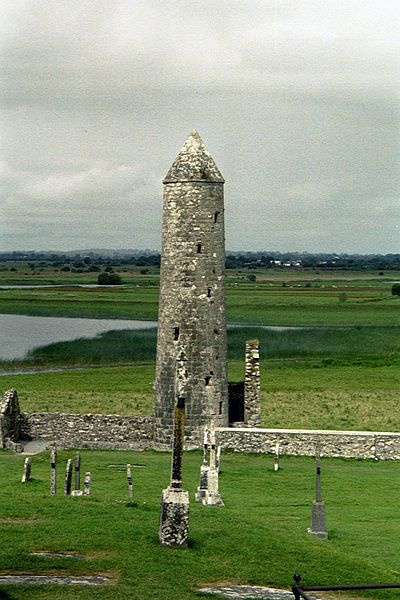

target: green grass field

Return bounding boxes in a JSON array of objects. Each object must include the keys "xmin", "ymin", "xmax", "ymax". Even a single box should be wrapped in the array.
[
  {"xmin": 0, "ymin": 267, "xmax": 399, "ymax": 432},
  {"xmin": 0, "ymin": 449, "xmax": 399, "ymax": 600},
  {"xmin": 2, "ymin": 360, "xmax": 399, "ymax": 431},
  {"xmin": 0, "ymin": 267, "xmax": 399, "ymax": 326}
]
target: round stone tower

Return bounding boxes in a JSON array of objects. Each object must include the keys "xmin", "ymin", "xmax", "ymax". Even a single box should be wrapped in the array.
[{"xmin": 154, "ymin": 130, "xmax": 228, "ymax": 447}]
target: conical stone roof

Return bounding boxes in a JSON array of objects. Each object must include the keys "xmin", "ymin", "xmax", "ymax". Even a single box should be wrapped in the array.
[{"xmin": 163, "ymin": 130, "xmax": 224, "ymax": 183}]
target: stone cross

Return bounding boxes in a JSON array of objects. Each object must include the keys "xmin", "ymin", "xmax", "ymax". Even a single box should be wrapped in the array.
[
  {"xmin": 83, "ymin": 472, "xmax": 91, "ymax": 496},
  {"xmin": 307, "ymin": 445, "xmax": 328, "ymax": 539},
  {"xmin": 50, "ymin": 447, "xmax": 57, "ymax": 495},
  {"xmin": 170, "ymin": 396, "xmax": 185, "ymax": 489},
  {"xmin": 64, "ymin": 459, "xmax": 72, "ymax": 496},
  {"xmin": 21, "ymin": 457, "xmax": 32, "ymax": 483},
  {"xmin": 274, "ymin": 443, "xmax": 280, "ymax": 472},
  {"xmin": 195, "ymin": 426, "xmax": 210, "ymax": 501},
  {"xmin": 159, "ymin": 351, "xmax": 190, "ymax": 548},
  {"xmin": 74, "ymin": 451, "xmax": 81, "ymax": 491},
  {"xmin": 127, "ymin": 464, "xmax": 133, "ymax": 499},
  {"xmin": 202, "ymin": 424, "xmax": 224, "ymax": 507}
]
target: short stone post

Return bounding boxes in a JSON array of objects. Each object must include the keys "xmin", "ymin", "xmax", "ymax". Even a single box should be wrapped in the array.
[
  {"xmin": 64, "ymin": 459, "xmax": 72, "ymax": 496},
  {"xmin": 195, "ymin": 426, "xmax": 209, "ymax": 501},
  {"xmin": 127, "ymin": 464, "xmax": 133, "ymax": 499},
  {"xmin": 74, "ymin": 451, "xmax": 81, "ymax": 491},
  {"xmin": 203, "ymin": 425, "xmax": 224, "ymax": 507},
  {"xmin": 83, "ymin": 472, "xmax": 91, "ymax": 496},
  {"xmin": 50, "ymin": 447, "xmax": 57, "ymax": 495},
  {"xmin": 244, "ymin": 339, "xmax": 261, "ymax": 426},
  {"xmin": 21, "ymin": 457, "xmax": 32, "ymax": 483},
  {"xmin": 159, "ymin": 351, "xmax": 189, "ymax": 548},
  {"xmin": 274, "ymin": 443, "xmax": 280, "ymax": 472},
  {"xmin": 307, "ymin": 446, "xmax": 328, "ymax": 539}
]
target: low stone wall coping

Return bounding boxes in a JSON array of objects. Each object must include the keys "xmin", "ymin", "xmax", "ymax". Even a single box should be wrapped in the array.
[{"xmin": 217, "ymin": 427, "xmax": 400, "ymax": 437}]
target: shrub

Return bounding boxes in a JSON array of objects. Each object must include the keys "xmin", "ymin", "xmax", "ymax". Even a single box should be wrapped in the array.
[
  {"xmin": 97, "ymin": 272, "xmax": 122, "ymax": 285},
  {"xmin": 392, "ymin": 283, "xmax": 400, "ymax": 296}
]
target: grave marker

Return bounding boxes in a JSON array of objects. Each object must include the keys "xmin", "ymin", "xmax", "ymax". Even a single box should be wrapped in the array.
[
  {"xmin": 64, "ymin": 459, "xmax": 72, "ymax": 496},
  {"xmin": 202, "ymin": 425, "xmax": 224, "ymax": 507},
  {"xmin": 195, "ymin": 426, "xmax": 209, "ymax": 501},
  {"xmin": 127, "ymin": 464, "xmax": 133, "ymax": 498},
  {"xmin": 159, "ymin": 351, "xmax": 190, "ymax": 548},
  {"xmin": 21, "ymin": 457, "xmax": 32, "ymax": 483},
  {"xmin": 307, "ymin": 445, "xmax": 328, "ymax": 539},
  {"xmin": 50, "ymin": 447, "xmax": 57, "ymax": 495}
]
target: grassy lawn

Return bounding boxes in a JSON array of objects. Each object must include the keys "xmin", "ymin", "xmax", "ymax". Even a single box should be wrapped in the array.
[
  {"xmin": 0, "ymin": 449, "xmax": 399, "ymax": 599},
  {"xmin": 2, "ymin": 360, "xmax": 399, "ymax": 432}
]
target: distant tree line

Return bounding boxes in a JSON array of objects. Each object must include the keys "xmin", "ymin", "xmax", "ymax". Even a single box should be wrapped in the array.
[{"xmin": 1, "ymin": 250, "xmax": 399, "ymax": 271}]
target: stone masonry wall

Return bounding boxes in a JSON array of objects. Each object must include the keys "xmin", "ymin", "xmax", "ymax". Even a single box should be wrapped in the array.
[
  {"xmin": 154, "ymin": 132, "xmax": 228, "ymax": 447},
  {"xmin": 20, "ymin": 412, "xmax": 155, "ymax": 450},
  {"xmin": 0, "ymin": 388, "xmax": 21, "ymax": 448},
  {"xmin": 244, "ymin": 339, "xmax": 261, "ymax": 427},
  {"xmin": 216, "ymin": 427, "xmax": 400, "ymax": 460}
]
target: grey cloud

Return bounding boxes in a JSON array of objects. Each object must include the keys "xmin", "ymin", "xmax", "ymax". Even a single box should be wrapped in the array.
[{"xmin": 0, "ymin": 1, "xmax": 398, "ymax": 253}]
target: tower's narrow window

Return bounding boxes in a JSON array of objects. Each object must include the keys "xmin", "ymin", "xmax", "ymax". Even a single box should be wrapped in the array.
[
  {"xmin": 219, "ymin": 401, "xmax": 223, "ymax": 415},
  {"xmin": 207, "ymin": 288, "xmax": 211, "ymax": 298},
  {"xmin": 214, "ymin": 328, "xmax": 219, "ymax": 335},
  {"xmin": 196, "ymin": 243, "xmax": 202, "ymax": 253},
  {"xmin": 214, "ymin": 212, "xmax": 219, "ymax": 223},
  {"xmin": 173, "ymin": 327, "xmax": 180, "ymax": 341},
  {"xmin": 205, "ymin": 376, "xmax": 211, "ymax": 386}
]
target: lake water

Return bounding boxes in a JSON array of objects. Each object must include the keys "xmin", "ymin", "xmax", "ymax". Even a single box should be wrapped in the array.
[
  {"xmin": 0, "ymin": 313, "xmax": 308, "ymax": 361},
  {"xmin": 0, "ymin": 314, "xmax": 157, "ymax": 360}
]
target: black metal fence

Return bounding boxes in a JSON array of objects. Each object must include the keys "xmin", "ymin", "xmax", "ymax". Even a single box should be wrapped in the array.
[{"xmin": 292, "ymin": 574, "xmax": 400, "ymax": 599}]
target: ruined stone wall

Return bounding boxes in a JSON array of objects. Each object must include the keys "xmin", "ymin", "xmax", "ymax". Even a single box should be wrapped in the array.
[
  {"xmin": 20, "ymin": 412, "xmax": 155, "ymax": 450},
  {"xmin": 244, "ymin": 339, "xmax": 261, "ymax": 426},
  {"xmin": 216, "ymin": 427, "xmax": 400, "ymax": 460},
  {"xmin": 0, "ymin": 388, "xmax": 21, "ymax": 448}
]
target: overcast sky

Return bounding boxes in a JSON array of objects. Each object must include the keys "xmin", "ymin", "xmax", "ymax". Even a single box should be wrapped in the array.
[{"xmin": 1, "ymin": 0, "xmax": 399, "ymax": 253}]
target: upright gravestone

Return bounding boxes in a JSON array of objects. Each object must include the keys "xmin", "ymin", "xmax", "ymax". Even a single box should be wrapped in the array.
[
  {"xmin": 50, "ymin": 447, "xmax": 57, "ymax": 495},
  {"xmin": 159, "ymin": 351, "xmax": 190, "ymax": 548},
  {"xmin": 274, "ymin": 443, "xmax": 280, "ymax": 472},
  {"xmin": 195, "ymin": 426, "xmax": 209, "ymax": 501},
  {"xmin": 64, "ymin": 459, "xmax": 72, "ymax": 496},
  {"xmin": 21, "ymin": 457, "xmax": 32, "ymax": 483},
  {"xmin": 203, "ymin": 425, "xmax": 224, "ymax": 507},
  {"xmin": 127, "ymin": 464, "xmax": 133, "ymax": 499},
  {"xmin": 83, "ymin": 472, "xmax": 91, "ymax": 496},
  {"xmin": 75, "ymin": 451, "xmax": 81, "ymax": 491},
  {"xmin": 307, "ymin": 446, "xmax": 328, "ymax": 539}
]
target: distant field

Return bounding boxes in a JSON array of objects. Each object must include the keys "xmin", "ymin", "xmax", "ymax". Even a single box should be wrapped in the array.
[
  {"xmin": 0, "ymin": 267, "xmax": 398, "ymax": 325},
  {"xmin": 0, "ymin": 265, "xmax": 398, "ymax": 432}
]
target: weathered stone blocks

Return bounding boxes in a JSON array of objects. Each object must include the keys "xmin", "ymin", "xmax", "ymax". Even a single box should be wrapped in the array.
[
  {"xmin": 154, "ymin": 131, "xmax": 228, "ymax": 447},
  {"xmin": 159, "ymin": 487, "xmax": 189, "ymax": 548}
]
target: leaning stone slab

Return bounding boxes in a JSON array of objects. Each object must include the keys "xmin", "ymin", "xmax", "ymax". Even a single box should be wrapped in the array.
[
  {"xmin": 0, "ymin": 575, "xmax": 110, "ymax": 586},
  {"xmin": 159, "ymin": 487, "xmax": 189, "ymax": 548}
]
